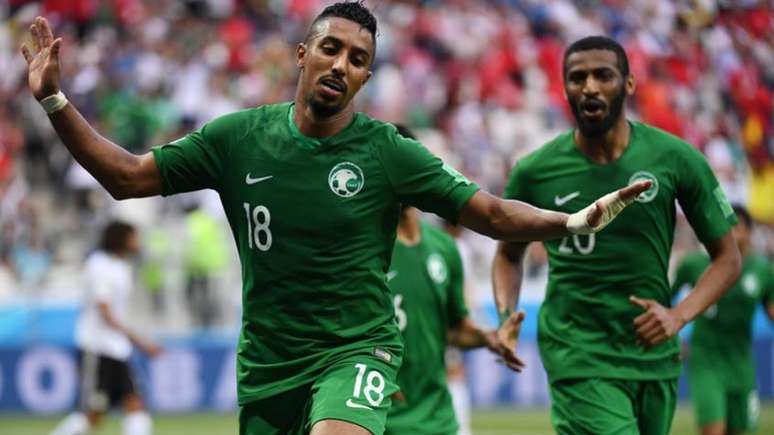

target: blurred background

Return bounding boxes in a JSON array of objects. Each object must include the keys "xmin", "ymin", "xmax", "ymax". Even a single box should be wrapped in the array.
[{"xmin": 0, "ymin": 0, "xmax": 773, "ymax": 433}]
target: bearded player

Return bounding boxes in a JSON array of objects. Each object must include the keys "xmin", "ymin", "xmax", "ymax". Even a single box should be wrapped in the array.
[
  {"xmin": 492, "ymin": 36, "xmax": 741, "ymax": 435},
  {"xmin": 22, "ymin": 6, "xmax": 648, "ymax": 434},
  {"xmin": 673, "ymin": 205, "xmax": 774, "ymax": 435}
]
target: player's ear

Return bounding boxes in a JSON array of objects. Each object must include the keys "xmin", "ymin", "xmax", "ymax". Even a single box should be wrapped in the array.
[
  {"xmin": 364, "ymin": 70, "xmax": 373, "ymax": 85},
  {"xmin": 625, "ymin": 74, "xmax": 635, "ymax": 96},
  {"xmin": 297, "ymin": 43, "xmax": 307, "ymax": 68}
]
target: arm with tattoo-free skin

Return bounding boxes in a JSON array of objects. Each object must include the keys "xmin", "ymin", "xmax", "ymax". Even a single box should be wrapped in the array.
[
  {"xmin": 458, "ymin": 181, "xmax": 651, "ymax": 243},
  {"xmin": 630, "ymin": 233, "xmax": 740, "ymax": 348},
  {"xmin": 22, "ymin": 16, "xmax": 162, "ymax": 199},
  {"xmin": 490, "ymin": 241, "xmax": 529, "ymax": 370}
]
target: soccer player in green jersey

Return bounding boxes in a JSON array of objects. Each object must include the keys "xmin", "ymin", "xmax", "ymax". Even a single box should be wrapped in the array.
[
  {"xmin": 383, "ymin": 126, "xmax": 520, "ymax": 435},
  {"xmin": 385, "ymin": 205, "xmax": 502, "ymax": 435},
  {"xmin": 673, "ymin": 205, "xmax": 774, "ymax": 435},
  {"xmin": 492, "ymin": 36, "xmax": 743, "ymax": 435},
  {"xmin": 23, "ymin": 7, "xmax": 648, "ymax": 434}
]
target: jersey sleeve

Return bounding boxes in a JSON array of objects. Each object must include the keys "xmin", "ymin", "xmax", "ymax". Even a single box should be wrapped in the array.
[
  {"xmin": 444, "ymin": 236, "xmax": 469, "ymax": 326},
  {"xmin": 675, "ymin": 146, "xmax": 737, "ymax": 244},
  {"xmin": 86, "ymin": 258, "xmax": 114, "ymax": 303},
  {"xmin": 378, "ymin": 130, "xmax": 479, "ymax": 223},
  {"xmin": 502, "ymin": 161, "xmax": 532, "ymax": 202},
  {"xmin": 152, "ymin": 111, "xmax": 247, "ymax": 195}
]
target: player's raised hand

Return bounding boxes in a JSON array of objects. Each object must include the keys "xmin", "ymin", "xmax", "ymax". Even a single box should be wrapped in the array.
[
  {"xmin": 493, "ymin": 310, "xmax": 526, "ymax": 372},
  {"xmin": 21, "ymin": 16, "xmax": 63, "ymax": 101},
  {"xmin": 567, "ymin": 180, "xmax": 652, "ymax": 234},
  {"xmin": 629, "ymin": 296, "xmax": 686, "ymax": 348}
]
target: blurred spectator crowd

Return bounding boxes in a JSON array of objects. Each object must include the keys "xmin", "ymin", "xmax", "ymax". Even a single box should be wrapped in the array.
[{"xmin": 0, "ymin": 0, "xmax": 772, "ymax": 326}]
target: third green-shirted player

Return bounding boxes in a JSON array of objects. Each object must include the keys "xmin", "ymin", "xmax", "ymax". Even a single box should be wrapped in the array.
[
  {"xmin": 385, "ymin": 206, "xmax": 501, "ymax": 435},
  {"xmin": 673, "ymin": 205, "xmax": 774, "ymax": 435},
  {"xmin": 25, "ymin": 5, "xmax": 650, "ymax": 434},
  {"xmin": 492, "ymin": 36, "xmax": 742, "ymax": 435},
  {"xmin": 383, "ymin": 126, "xmax": 510, "ymax": 435}
]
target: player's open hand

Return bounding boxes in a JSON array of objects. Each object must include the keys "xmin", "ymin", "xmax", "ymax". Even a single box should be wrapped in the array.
[
  {"xmin": 493, "ymin": 311, "xmax": 526, "ymax": 372},
  {"xmin": 138, "ymin": 339, "xmax": 163, "ymax": 358},
  {"xmin": 630, "ymin": 296, "xmax": 686, "ymax": 348},
  {"xmin": 21, "ymin": 16, "xmax": 62, "ymax": 101},
  {"xmin": 568, "ymin": 180, "xmax": 652, "ymax": 234}
]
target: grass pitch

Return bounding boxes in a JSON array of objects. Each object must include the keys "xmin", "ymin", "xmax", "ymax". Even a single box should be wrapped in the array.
[{"xmin": 2, "ymin": 404, "xmax": 772, "ymax": 434}]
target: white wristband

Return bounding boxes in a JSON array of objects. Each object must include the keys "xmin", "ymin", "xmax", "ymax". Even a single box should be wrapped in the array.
[{"xmin": 40, "ymin": 91, "xmax": 69, "ymax": 114}]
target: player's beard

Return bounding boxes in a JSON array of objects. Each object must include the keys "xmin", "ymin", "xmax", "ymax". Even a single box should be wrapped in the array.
[
  {"xmin": 307, "ymin": 92, "xmax": 346, "ymax": 119},
  {"xmin": 570, "ymin": 84, "xmax": 626, "ymax": 138}
]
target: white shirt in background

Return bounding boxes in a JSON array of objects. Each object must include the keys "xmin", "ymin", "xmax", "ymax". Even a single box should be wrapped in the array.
[{"xmin": 74, "ymin": 251, "xmax": 133, "ymax": 361}]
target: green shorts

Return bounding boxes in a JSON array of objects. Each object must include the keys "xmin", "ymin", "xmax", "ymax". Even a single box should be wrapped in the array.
[
  {"xmin": 549, "ymin": 378, "xmax": 678, "ymax": 435},
  {"xmin": 239, "ymin": 352, "xmax": 400, "ymax": 435},
  {"xmin": 688, "ymin": 366, "xmax": 759, "ymax": 432}
]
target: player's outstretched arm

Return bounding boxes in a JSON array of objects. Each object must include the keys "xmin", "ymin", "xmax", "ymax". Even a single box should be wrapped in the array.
[
  {"xmin": 458, "ymin": 181, "xmax": 651, "ymax": 242},
  {"xmin": 631, "ymin": 232, "xmax": 740, "ymax": 348},
  {"xmin": 21, "ymin": 16, "xmax": 162, "ymax": 199}
]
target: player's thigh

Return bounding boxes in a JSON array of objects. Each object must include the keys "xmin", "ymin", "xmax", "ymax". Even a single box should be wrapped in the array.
[
  {"xmin": 549, "ymin": 378, "xmax": 638, "ymax": 435},
  {"xmin": 308, "ymin": 354, "xmax": 400, "ymax": 435},
  {"xmin": 726, "ymin": 390, "xmax": 759, "ymax": 433},
  {"xmin": 635, "ymin": 379, "xmax": 678, "ymax": 435},
  {"xmin": 78, "ymin": 352, "xmax": 112, "ymax": 412},
  {"xmin": 239, "ymin": 385, "xmax": 310, "ymax": 435},
  {"xmin": 689, "ymin": 366, "xmax": 726, "ymax": 428},
  {"xmin": 106, "ymin": 356, "xmax": 140, "ymax": 407}
]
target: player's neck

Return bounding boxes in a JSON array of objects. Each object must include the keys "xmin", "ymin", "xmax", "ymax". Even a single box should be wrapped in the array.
[
  {"xmin": 575, "ymin": 117, "xmax": 630, "ymax": 164},
  {"xmin": 397, "ymin": 214, "xmax": 421, "ymax": 246},
  {"xmin": 293, "ymin": 99, "xmax": 354, "ymax": 138}
]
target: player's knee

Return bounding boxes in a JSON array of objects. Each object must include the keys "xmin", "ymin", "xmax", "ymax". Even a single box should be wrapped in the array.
[
  {"xmin": 310, "ymin": 419, "xmax": 371, "ymax": 435},
  {"xmin": 123, "ymin": 394, "xmax": 145, "ymax": 412},
  {"xmin": 701, "ymin": 422, "xmax": 726, "ymax": 435}
]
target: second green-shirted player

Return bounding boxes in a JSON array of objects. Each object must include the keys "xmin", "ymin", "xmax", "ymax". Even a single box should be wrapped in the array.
[
  {"xmin": 673, "ymin": 206, "xmax": 774, "ymax": 434},
  {"xmin": 493, "ymin": 36, "xmax": 741, "ymax": 435}
]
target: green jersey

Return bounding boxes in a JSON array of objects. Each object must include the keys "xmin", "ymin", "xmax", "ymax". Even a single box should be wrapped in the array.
[
  {"xmin": 152, "ymin": 103, "xmax": 479, "ymax": 404},
  {"xmin": 503, "ymin": 121, "xmax": 736, "ymax": 383},
  {"xmin": 673, "ymin": 252, "xmax": 774, "ymax": 389},
  {"xmin": 385, "ymin": 221, "xmax": 468, "ymax": 434}
]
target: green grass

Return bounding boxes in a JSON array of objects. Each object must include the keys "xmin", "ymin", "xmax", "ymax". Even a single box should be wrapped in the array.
[{"xmin": 2, "ymin": 404, "xmax": 773, "ymax": 434}]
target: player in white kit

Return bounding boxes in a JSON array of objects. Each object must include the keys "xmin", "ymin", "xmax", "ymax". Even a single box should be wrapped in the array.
[{"xmin": 51, "ymin": 221, "xmax": 161, "ymax": 435}]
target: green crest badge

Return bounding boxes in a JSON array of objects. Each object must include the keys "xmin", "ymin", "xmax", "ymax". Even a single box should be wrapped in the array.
[
  {"xmin": 427, "ymin": 253, "xmax": 448, "ymax": 284},
  {"xmin": 628, "ymin": 171, "xmax": 659, "ymax": 203},
  {"xmin": 329, "ymin": 162, "xmax": 364, "ymax": 198},
  {"xmin": 742, "ymin": 274, "xmax": 760, "ymax": 297}
]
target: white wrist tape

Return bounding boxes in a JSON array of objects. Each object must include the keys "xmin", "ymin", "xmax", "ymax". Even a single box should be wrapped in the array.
[
  {"xmin": 566, "ymin": 190, "xmax": 634, "ymax": 235},
  {"xmin": 39, "ymin": 91, "xmax": 68, "ymax": 114}
]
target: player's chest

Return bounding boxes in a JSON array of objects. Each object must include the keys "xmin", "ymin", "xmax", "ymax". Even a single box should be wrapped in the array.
[
  {"xmin": 220, "ymin": 146, "xmax": 392, "ymax": 228},
  {"xmin": 390, "ymin": 245, "xmax": 449, "ymax": 306},
  {"xmin": 530, "ymin": 158, "xmax": 677, "ymax": 217}
]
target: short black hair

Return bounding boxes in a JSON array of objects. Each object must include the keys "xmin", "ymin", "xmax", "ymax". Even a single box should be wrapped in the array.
[
  {"xmin": 99, "ymin": 220, "xmax": 136, "ymax": 254},
  {"xmin": 563, "ymin": 36, "xmax": 630, "ymax": 78},
  {"xmin": 310, "ymin": 1, "xmax": 377, "ymax": 43},
  {"xmin": 732, "ymin": 204, "xmax": 752, "ymax": 227}
]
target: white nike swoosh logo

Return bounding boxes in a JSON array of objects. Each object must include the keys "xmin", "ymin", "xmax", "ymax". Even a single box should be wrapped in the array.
[
  {"xmin": 386, "ymin": 271, "xmax": 398, "ymax": 282},
  {"xmin": 554, "ymin": 191, "xmax": 580, "ymax": 206},
  {"xmin": 345, "ymin": 399, "xmax": 372, "ymax": 410},
  {"xmin": 245, "ymin": 174, "xmax": 273, "ymax": 185}
]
